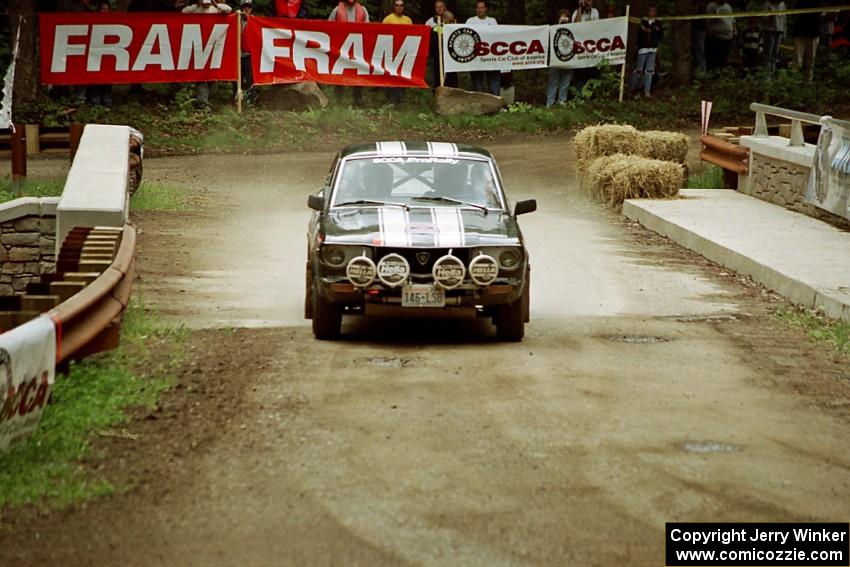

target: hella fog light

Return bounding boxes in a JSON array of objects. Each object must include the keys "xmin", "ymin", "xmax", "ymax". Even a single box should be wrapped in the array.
[
  {"xmin": 346, "ymin": 255, "xmax": 376, "ymax": 287},
  {"xmin": 433, "ymin": 254, "xmax": 466, "ymax": 289},
  {"xmin": 469, "ymin": 254, "xmax": 499, "ymax": 285},
  {"xmin": 377, "ymin": 253, "xmax": 410, "ymax": 288}
]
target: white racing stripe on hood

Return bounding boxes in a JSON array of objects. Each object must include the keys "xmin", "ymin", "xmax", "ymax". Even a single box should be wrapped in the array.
[
  {"xmin": 433, "ymin": 207, "xmax": 465, "ymax": 248},
  {"xmin": 378, "ymin": 206, "xmax": 410, "ymax": 247}
]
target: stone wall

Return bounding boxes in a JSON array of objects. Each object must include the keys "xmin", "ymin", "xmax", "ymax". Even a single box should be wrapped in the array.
[
  {"xmin": 739, "ymin": 136, "xmax": 850, "ymax": 230},
  {"xmin": 0, "ymin": 199, "xmax": 59, "ymax": 296}
]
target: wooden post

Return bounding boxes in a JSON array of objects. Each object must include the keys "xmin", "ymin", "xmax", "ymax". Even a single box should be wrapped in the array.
[
  {"xmin": 24, "ymin": 124, "xmax": 40, "ymax": 155},
  {"xmin": 236, "ymin": 10, "xmax": 243, "ymax": 114},
  {"xmin": 437, "ymin": 16, "xmax": 445, "ymax": 88},
  {"xmin": 10, "ymin": 124, "xmax": 27, "ymax": 193},
  {"xmin": 69, "ymin": 123, "xmax": 84, "ymax": 162},
  {"xmin": 618, "ymin": 4, "xmax": 630, "ymax": 102}
]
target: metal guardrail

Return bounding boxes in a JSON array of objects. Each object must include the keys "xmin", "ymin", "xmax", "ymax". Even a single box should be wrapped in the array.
[
  {"xmin": 749, "ymin": 103, "xmax": 821, "ymax": 147},
  {"xmin": 699, "ymin": 135, "xmax": 749, "ymax": 182},
  {"xmin": 47, "ymin": 225, "xmax": 136, "ymax": 363}
]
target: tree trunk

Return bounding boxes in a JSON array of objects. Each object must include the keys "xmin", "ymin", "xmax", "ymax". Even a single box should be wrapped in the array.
[
  {"xmin": 671, "ymin": 0, "xmax": 693, "ymax": 84},
  {"xmin": 8, "ymin": 0, "xmax": 40, "ymax": 108},
  {"xmin": 506, "ymin": 0, "xmax": 526, "ymax": 24}
]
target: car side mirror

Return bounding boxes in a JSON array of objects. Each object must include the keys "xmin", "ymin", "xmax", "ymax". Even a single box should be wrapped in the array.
[
  {"xmin": 308, "ymin": 194, "xmax": 324, "ymax": 211},
  {"xmin": 514, "ymin": 199, "xmax": 537, "ymax": 216}
]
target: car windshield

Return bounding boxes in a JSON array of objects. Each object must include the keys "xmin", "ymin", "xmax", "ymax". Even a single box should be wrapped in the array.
[{"xmin": 333, "ymin": 157, "xmax": 502, "ymax": 209}]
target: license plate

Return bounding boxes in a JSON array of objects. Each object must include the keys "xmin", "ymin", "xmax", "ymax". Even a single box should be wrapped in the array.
[{"xmin": 401, "ymin": 285, "xmax": 445, "ymax": 308}]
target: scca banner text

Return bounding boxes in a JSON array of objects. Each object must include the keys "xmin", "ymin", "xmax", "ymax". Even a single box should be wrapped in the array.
[
  {"xmin": 40, "ymin": 12, "xmax": 239, "ymax": 85},
  {"xmin": 244, "ymin": 17, "xmax": 430, "ymax": 88}
]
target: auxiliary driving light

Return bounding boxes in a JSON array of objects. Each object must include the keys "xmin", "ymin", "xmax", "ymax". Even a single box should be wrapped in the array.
[
  {"xmin": 468, "ymin": 254, "xmax": 499, "ymax": 286},
  {"xmin": 346, "ymin": 254, "xmax": 376, "ymax": 288},
  {"xmin": 432, "ymin": 254, "xmax": 466, "ymax": 289},
  {"xmin": 377, "ymin": 253, "xmax": 410, "ymax": 288}
]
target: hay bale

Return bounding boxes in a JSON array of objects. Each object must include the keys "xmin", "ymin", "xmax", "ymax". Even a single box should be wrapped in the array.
[
  {"xmin": 637, "ymin": 130, "xmax": 689, "ymax": 165},
  {"xmin": 584, "ymin": 153, "xmax": 683, "ymax": 209},
  {"xmin": 574, "ymin": 124, "xmax": 642, "ymax": 175}
]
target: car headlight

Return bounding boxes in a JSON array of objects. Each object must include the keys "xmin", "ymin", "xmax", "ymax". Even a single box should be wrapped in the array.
[
  {"xmin": 498, "ymin": 248, "xmax": 522, "ymax": 271},
  {"xmin": 323, "ymin": 246, "xmax": 347, "ymax": 267}
]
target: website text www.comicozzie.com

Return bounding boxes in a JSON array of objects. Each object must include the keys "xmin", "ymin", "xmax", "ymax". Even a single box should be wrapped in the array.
[
  {"xmin": 665, "ymin": 523, "xmax": 850, "ymax": 566},
  {"xmin": 674, "ymin": 548, "xmax": 844, "ymax": 563}
]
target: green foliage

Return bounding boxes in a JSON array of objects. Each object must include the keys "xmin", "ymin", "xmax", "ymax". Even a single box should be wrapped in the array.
[
  {"xmin": 0, "ymin": 299, "xmax": 184, "ymax": 509},
  {"xmin": 687, "ymin": 165, "xmax": 725, "ymax": 189},
  {"xmin": 131, "ymin": 182, "xmax": 187, "ymax": 211},
  {"xmin": 775, "ymin": 307, "xmax": 850, "ymax": 358}
]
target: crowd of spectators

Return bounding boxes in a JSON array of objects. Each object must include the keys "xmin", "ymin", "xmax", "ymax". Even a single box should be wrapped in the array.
[{"xmin": 50, "ymin": 0, "xmax": 850, "ymax": 110}]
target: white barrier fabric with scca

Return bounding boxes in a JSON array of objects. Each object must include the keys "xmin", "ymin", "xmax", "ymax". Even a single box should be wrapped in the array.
[
  {"xmin": 442, "ymin": 24, "xmax": 549, "ymax": 73},
  {"xmin": 549, "ymin": 17, "xmax": 628, "ymax": 69},
  {"xmin": 0, "ymin": 315, "xmax": 56, "ymax": 451},
  {"xmin": 441, "ymin": 19, "xmax": 628, "ymax": 73}
]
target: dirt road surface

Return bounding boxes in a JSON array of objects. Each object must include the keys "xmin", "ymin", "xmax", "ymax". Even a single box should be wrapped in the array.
[{"xmin": 4, "ymin": 141, "xmax": 850, "ymax": 566}]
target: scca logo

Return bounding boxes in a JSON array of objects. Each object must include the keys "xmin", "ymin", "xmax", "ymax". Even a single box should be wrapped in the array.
[
  {"xmin": 572, "ymin": 35, "xmax": 626, "ymax": 55},
  {"xmin": 447, "ymin": 28, "xmax": 545, "ymax": 62},
  {"xmin": 474, "ymin": 39, "xmax": 545, "ymax": 57}
]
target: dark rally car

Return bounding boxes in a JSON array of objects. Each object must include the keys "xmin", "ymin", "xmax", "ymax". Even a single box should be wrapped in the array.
[{"xmin": 305, "ymin": 141, "xmax": 537, "ymax": 341}]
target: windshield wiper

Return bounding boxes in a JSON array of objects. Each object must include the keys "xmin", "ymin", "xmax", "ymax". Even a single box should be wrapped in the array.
[
  {"xmin": 412, "ymin": 196, "xmax": 489, "ymax": 214},
  {"xmin": 335, "ymin": 199, "xmax": 410, "ymax": 210}
]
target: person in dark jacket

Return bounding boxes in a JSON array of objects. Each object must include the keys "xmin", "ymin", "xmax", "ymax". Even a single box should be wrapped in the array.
[
  {"xmin": 792, "ymin": 0, "xmax": 822, "ymax": 81},
  {"xmin": 629, "ymin": 6, "xmax": 663, "ymax": 97}
]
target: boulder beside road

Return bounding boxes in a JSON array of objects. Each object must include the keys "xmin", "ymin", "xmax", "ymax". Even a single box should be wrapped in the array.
[
  {"xmin": 434, "ymin": 87, "xmax": 505, "ymax": 116},
  {"xmin": 261, "ymin": 82, "xmax": 329, "ymax": 110}
]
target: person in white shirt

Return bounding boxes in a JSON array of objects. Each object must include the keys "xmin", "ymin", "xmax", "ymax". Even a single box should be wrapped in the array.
[
  {"xmin": 465, "ymin": 0, "xmax": 500, "ymax": 95},
  {"xmin": 182, "ymin": 0, "xmax": 232, "ymax": 108},
  {"xmin": 425, "ymin": 0, "xmax": 458, "ymax": 88},
  {"xmin": 572, "ymin": 0, "xmax": 599, "ymax": 23}
]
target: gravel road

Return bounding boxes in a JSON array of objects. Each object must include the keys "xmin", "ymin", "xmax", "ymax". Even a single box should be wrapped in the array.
[{"xmin": 6, "ymin": 141, "xmax": 850, "ymax": 566}]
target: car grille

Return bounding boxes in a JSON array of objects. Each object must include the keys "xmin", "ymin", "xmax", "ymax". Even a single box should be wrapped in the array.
[{"xmin": 376, "ymin": 247, "xmax": 471, "ymax": 277}]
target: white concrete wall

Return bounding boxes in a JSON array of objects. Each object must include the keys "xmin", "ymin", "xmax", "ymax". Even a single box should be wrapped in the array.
[{"xmin": 56, "ymin": 125, "xmax": 131, "ymax": 252}]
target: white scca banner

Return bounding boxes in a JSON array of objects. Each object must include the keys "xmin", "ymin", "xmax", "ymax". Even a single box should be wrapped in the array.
[
  {"xmin": 0, "ymin": 316, "xmax": 56, "ymax": 451},
  {"xmin": 549, "ymin": 17, "xmax": 628, "ymax": 69},
  {"xmin": 806, "ymin": 118, "xmax": 850, "ymax": 221},
  {"xmin": 442, "ymin": 24, "xmax": 548, "ymax": 73}
]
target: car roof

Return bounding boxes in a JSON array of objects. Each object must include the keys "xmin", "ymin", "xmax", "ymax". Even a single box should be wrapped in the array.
[{"xmin": 339, "ymin": 142, "xmax": 493, "ymax": 160}]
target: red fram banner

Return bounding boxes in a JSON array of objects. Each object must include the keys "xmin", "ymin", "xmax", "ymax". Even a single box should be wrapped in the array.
[
  {"xmin": 40, "ymin": 12, "xmax": 239, "ymax": 85},
  {"xmin": 243, "ymin": 17, "xmax": 430, "ymax": 88}
]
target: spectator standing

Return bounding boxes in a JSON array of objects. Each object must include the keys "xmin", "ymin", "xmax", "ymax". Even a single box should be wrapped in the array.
[
  {"xmin": 88, "ymin": 1, "xmax": 114, "ymax": 107},
  {"xmin": 762, "ymin": 0, "xmax": 786, "ymax": 75},
  {"xmin": 629, "ymin": 6, "xmax": 662, "ymax": 97},
  {"xmin": 276, "ymin": 0, "xmax": 308, "ymax": 17},
  {"xmin": 546, "ymin": 9, "xmax": 574, "ymax": 107},
  {"xmin": 382, "ymin": 0, "xmax": 413, "ymax": 105},
  {"xmin": 741, "ymin": 18, "xmax": 762, "ymax": 71},
  {"xmin": 466, "ymin": 0, "xmax": 500, "ymax": 96},
  {"xmin": 792, "ymin": 0, "xmax": 822, "ymax": 81},
  {"xmin": 183, "ymin": 0, "xmax": 232, "ymax": 109},
  {"xmin": 238, "ymin": 0, "xmax": 256, "ymax": 104},
  {"xmin": 692, "ymin": 0, "xmax": 708, "ymax": 74},
  {"xmin": 571, "ymin": 0, "xmax": 600, "ymax": 95},
  {"xmin": 329, "ymin": 0, "xmax": 370, "ymax": 105},
  {"xmin": 705, "ymin": 0, "xmax": 735, "ymax": 70},
  {"xmin": 426, "ymin": 0, "xmax": 458, "ymax": 88}
]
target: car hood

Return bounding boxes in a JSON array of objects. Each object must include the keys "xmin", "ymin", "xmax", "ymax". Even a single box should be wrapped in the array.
[{"xmin": 322, "ymin": 206, "xmax": 521, "ymax": 248}]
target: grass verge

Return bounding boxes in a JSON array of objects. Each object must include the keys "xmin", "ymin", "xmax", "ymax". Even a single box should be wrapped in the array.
[
  {"xmin": 0, "ymin": 299, "xmax": 186, "ymax": 509},
  {"xmin": 0, "ymin": 177, "xmax": 65, "ymax": 202},
  {"xmin": 775, "ymin": 306, "xmax": 850, "ymax": 357},
  {"xmin": 687, "ymin": 165, "xmax": 725, "ymax": 189},
  {"xmin": 131, "ymin": 182, "xmax": 187, "ymax": 212}
]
